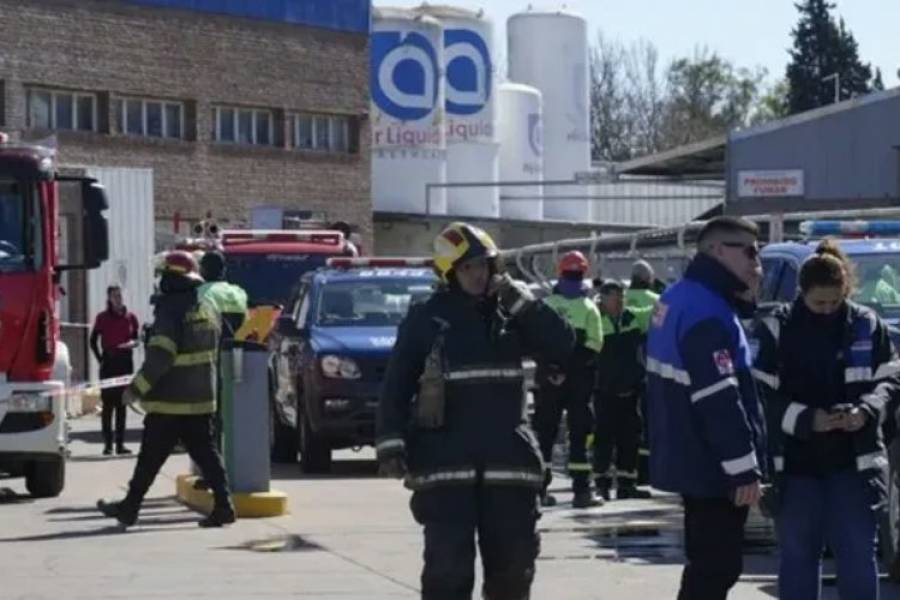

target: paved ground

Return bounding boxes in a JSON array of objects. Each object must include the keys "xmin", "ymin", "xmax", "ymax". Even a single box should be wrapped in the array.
[{"xmin": 0, "ymin": 414, "xmax": 898, "ymax": 599}]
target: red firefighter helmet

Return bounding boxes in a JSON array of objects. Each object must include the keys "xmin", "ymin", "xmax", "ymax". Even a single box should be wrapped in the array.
[
  {"xmin": 558, "ymin": 250, "xmax": 590, "ymax": 275},
  {"xmin": 161, "ymin": 250, "xmax": 203, "ymax": 282}
]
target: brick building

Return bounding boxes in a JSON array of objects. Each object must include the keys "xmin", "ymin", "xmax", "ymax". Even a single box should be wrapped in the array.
[{"xmin": 0, "ymin": 0, "xmax": 373, "ymax": 244}]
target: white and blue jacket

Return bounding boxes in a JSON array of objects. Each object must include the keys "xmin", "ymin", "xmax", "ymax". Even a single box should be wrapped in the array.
[{"xmin": 646, "ymin": 254, "xmax": 766, "ymax": 498}]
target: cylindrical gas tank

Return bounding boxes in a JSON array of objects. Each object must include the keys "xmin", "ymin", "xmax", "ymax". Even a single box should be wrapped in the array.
[
  {"xmin": 370, "ymin": 7, "xmax": 447, "ymax": 215},
  {"xmin": 416, "ymin": 4, "xmax": 499, "ymax": 218},
  {"xmin": 498, "ymin": 82, "xmax": 543, "ymax": 220},
  {"xmin": 508, "ymin": 9, "xmax": 590, "ymax": 221}
]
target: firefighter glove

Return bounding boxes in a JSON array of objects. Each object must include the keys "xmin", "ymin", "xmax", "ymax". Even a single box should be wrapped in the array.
[{"xmin": 492, "ymin": 274, "xmax": 535, "ymax": 316}]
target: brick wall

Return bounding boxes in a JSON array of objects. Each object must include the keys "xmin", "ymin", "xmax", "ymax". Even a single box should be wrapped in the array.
[{"xmin": 0, "ymin": 0, "xmax": 372, "ymax": 245}]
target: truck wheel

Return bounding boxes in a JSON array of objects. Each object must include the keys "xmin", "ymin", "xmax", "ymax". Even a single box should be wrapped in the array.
[
  {"xmin": 300, "ymin": 412, "xmax": 332, "ymax": 474},
  {"xmin": 269, "ymin": 385, "xmax": 298, "ymax": 463},
  {"xmin": 882, "ymin": 440, "xmax": 900, "ymax": 578},
  {"xmin": 25, "ymin": 457, "xmax": 65, "ymax": 498}
]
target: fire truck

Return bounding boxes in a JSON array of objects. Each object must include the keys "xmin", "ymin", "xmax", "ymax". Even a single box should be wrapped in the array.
[{"xmin": 0, "ymin": 134, "xmax": 109, "ymax": 497}]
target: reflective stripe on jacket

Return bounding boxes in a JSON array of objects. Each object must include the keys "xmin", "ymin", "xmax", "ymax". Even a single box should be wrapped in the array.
[{"xmin": 130, "ymin": 290, "xmax": 220, "ymax": 415}]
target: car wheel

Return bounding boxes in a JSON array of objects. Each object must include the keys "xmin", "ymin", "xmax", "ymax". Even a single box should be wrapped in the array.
[
  {"xmin": 269, "ymin": 378, "xmax": 298, "ymax": 464},
  {"xmin": 299, "ymin": 411, "xmax": 332, "ymax": 474},
  {"xmin": 25, "ymin": 456, "xmax": 65, "ymax": 498}
]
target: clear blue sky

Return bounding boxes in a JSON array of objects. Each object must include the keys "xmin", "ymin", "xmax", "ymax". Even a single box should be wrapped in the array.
[{"xmin": 381, "ymin": 0, "xmax": 900, "ymax": 87}]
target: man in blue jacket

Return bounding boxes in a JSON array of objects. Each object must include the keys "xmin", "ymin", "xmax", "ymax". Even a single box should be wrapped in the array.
[{"xmin": 646, "ymin": 216, "xmax": 766, "ymax": 600}]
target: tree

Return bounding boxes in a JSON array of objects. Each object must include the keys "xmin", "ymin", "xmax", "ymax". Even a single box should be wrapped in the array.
[
  {"xmin": 753, "ymin": 79, "xmax": 790, "ymax": 124},
  {"xmin": 662, "ymin": 48, "xmax": 767, "ymax": 146},
  {"xmin": 785, "ymin": 0, "xmax": 877, "ymax": 114}
]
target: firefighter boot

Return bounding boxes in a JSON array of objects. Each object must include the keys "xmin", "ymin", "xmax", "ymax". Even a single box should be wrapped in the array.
[
  {"xmin": 595, "ymin": 477, "xmax": 612, "ymax": 502},
  {"xmin": 96, "ymin": 499, "xmax": 137, "ymax": 529},
  {"xmin": 617, "ymin": 481, "xmax": 651, "ymax": 500},
  {"xmin": 572, "ymin": 491, "xmax": 603, "ymax": 508},
  {"xmin": 198, "ymin": 501, "xmax": 236, "ymax": 528}
]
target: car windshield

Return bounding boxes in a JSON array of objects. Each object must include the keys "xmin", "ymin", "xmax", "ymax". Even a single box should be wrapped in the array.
[
  {"xmin": 850, "ymin": 255, "xmax": 900, "ymax": 322},
  {"xmin": 225, "ymin": 253, "xmax": 330, "ymax": 308},
  {"xmin": 315, "ymin": 279, "xmax": 434, "ymax": 327},
  {"xmin": 0, "ymin": 181, "xmax": 34, "ymax": 272}
]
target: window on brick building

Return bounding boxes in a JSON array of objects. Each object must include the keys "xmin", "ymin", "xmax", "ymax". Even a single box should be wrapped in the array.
[
  {"xmin": 213, "ymin": 106, "xmax": 273, "ymax": 146},
  {"xmin": 290, "ymin": 113, "xmax": 351, "ymax": 153},
  {"xmin": 27, "ymin": 88, "xmax": 96, "ymax": 132},
  {"xmin": 116, "ymin": 97, "xmax": 184, "ymax": 139}
]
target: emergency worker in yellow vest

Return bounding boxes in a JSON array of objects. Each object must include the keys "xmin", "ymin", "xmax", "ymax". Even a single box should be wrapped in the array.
[
  {"xmin": 198, "ymin": 251, "xmax": 248, "ymax": 338},
  {"xmin": 534, "ymin": 251, "xmax": 605, "ymax": 508},
  {"xmin": 377, "ymin": 222, "xmax": 574, "ymax": 600},
  {"xmin": 626, "ymin": 260, "xmax": 660, "ymax": 310},
  {"xmin": 97, "ymin": 251, "xmax": 234, "ymax": 529},
  {"xmin": 593, "ymin": 280, "xmax": 653, "ymax": 501}
]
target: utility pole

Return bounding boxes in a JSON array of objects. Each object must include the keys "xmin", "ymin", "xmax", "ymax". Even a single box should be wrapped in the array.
[{"xmin": 822, "ymin": 72, "xmax": 840, "ymax": 103}]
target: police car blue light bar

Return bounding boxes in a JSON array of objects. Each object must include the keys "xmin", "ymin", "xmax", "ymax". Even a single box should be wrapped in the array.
[
  {"xmin": 326, "ymin": 257, "xmax": 433, "ymax": 268},
  {"xmin": 799, "ymin": 220, "xmax": 900, "ymax": 237}
]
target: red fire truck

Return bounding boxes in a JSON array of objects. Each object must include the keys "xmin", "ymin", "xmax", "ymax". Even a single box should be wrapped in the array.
[{"xmin": 0, "ymin": 133, "xmax": 109, "ymax": 497}]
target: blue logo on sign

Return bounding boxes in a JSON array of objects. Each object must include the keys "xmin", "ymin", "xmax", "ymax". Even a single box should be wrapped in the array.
[
  {"xmin": 444, "ymin": 29, "xmax": 492, "ymax": 116},
  {"xmin": 371, "ymin": 31, "xmax": 439, "ymax": 121},
  {"xmin": 528, "ymin": 113, "xmax": 543, "ymax": 157}
]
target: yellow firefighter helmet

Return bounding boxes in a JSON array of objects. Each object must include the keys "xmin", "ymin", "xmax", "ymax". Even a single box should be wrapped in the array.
[{"xmin": 432, "ymin": 222, "xmax": 499, "ymax": 283}]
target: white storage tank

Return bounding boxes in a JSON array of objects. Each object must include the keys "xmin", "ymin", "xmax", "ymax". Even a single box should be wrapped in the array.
[
  {"xmin": 416, "ymin": 4, "xmax": 499, "ymax": 218},
  {"xmin": 508, "ymin": 8, "xmax": 590, "ymax": 221},
  {"xmin": 371, "ymin": 7, "xmax": 447, "ymax": 215},
  {"xmin": 497, "ymin": 82, "xmax": 543, "ymax": 220}
]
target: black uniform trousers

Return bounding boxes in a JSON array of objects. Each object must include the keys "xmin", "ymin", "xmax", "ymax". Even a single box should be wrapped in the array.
[
  {"xmin": 678, "ymin": 496, "xmax": 749, "ymax": 600},
  {"xmin": 121, "ymin": 413, "xmax": 230, "ymax": 516},
  {"xmin": 99, "ymin": 354, "xmax": 133, "ymax": 449},
  {"xmin": 592, "ymin": 390, "xmax": 641, "ymax": 483},
  {"xmin": 533, "ymin": 365, "xmax": 594, "ymax": 493},
  {"xmin": 410, "ymin": 484, "xmax": 540, "ymax": 600}
]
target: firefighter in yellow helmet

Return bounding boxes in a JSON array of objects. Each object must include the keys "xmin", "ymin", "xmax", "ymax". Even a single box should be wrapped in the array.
[
  {"xmin": 535, "ymin": 251, "xmax": 605, "ymax": 508},
  {"xmin": 377, "ymin": 222, "xmax": 575, "ymax": 599}
]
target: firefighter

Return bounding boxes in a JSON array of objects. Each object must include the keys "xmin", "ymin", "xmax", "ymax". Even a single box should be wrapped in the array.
[
  {"xmin": 534, "ymin": 250, "xmax": 604, "ymax": 508},
  {"xmin": 752, "ymin": 240, "xmax": 900, "ymax": 599},
  {"xmin": 198, "ymin": 250, "xmax": 248, "ymax": 339},
  {"xmin": 96, "ymin": 251, "xmax": 235, "ymax": 529},
  {"xmin": 592, "ymin": 279, "xmax": 653, "ymax": 501},
  {"xmin": 626, "ymin": 259, "xmax": 660, "ymax": 310},
  {"xmin": 376, "ymin": 222, "xmax": 574, "ymax": 600}
]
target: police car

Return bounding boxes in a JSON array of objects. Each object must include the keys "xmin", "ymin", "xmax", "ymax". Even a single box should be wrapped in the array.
[
  {"xmin": 269, "ymin": 257, "xmax": 437, "ymax": 473},
  {"xmin": 758, "ymin": 220, "xmax": 900, "ymax": 572}
]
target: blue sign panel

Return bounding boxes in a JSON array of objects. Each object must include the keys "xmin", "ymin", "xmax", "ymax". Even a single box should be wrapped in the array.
[
  {"xmin": 444, "ymin": 28, "xmax": 491, "ymax": 116},
  {"xmin": 125, "ymin": 0, "xmax": 371, "ymax": 34},
  {"xmin": 371, "ymin": 30, "xmax": 439, "ymax": 121}
]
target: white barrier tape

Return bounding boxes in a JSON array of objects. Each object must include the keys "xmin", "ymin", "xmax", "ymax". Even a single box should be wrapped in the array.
[{"xmin": 39, "ymin": 375, "xmax": 134, "ymax": 397}]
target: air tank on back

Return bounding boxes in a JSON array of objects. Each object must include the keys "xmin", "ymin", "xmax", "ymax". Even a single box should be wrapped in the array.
[
  {"xmin": 416, "ymin": 4, "xmax": 500, "ymax": 218},
  {"xmin": 508, "ymin": 8, "xmax": 590, "ymax": 221},
  {"xmin": 497, "ymin": 83, "xmax": 543, "ymax": 220},
  {"xmin": 371, "ymin": 7, "xmax": 447, "ymax": 215}
]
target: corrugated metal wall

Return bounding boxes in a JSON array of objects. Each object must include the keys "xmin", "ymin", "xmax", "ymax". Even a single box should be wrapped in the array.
[
  {"xmin": 728, "ymin": 90, "xmax": 900, "ymax": 203},
  {"xmin": 84, "ymin": 167, "xmax": 155, "ymax": 381},
  {"xmin": 588, "ymin": 180, "xmax": 723, "ymax": 226},
  {"xmin": 125, "ymin": 0, "xmax": 371, "ymax": 33}
]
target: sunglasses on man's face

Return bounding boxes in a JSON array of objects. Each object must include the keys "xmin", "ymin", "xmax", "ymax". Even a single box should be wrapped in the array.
[{"xmin": 720, "ymin": 241, "xmax": 760, "ymax": 260}]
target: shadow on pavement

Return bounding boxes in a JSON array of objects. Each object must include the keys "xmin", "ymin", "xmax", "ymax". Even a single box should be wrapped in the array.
[
  {"xmin": 0, "ymin": 488, "xmax": 34, "ymax": 505},
  {"xmin": 215, "ymin": 534, "xmax": 325, "ymax": 553},
  {"xmin": 271, "ymin": 459, "xmax": 378, "ymax": 481},
  {"xmin": 0, "ymin": 521, "xmax": 198, "ymax": 542},
  {"xmin": 68, "ymin": 427, "xmax": 143, "ymax": 446},
  {"xmin": 44, "ymin": 496, "xmax": 178, "ymax": 514}
]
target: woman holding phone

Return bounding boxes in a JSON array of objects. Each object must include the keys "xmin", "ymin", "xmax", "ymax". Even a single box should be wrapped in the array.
[{"xmin": 752, "ymin": 239, "xmax": 900, "ymax": 599}]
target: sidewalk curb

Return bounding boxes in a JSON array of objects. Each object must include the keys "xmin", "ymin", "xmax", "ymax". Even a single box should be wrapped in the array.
[{"xmin": 175, "ymin": 474, "xmax": 289, "ymax": 518}]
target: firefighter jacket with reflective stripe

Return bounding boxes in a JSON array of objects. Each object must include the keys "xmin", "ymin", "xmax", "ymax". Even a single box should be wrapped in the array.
[
  {"xmin": 376, "ymin": 287, "xmax": 575, "ymax": 491},
  {"xmin": 751, "ymin": 300, "xmax": 900, "ymax": 480},
  {"xmin": 129, "ymin": 290, "xmax": 220, "ymax": 415},
  {"xmin": 625, "ymin": 287, "xmax": 659, "ymax": 311},
  {"xmin": 595, "ymin": 307, "xmax": 652, "ymax": 396},
  {"xmin": 646, "ymin": 254, "xmax": 766, "ymax": 498},
  {"xmin": 543, "ymin": 293, "xmax": 604, "ymax": 355}
]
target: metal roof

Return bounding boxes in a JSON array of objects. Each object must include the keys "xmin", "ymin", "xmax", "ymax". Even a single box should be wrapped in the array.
[{"xmin": 613, "ymin": 135, "xmax": 726, "ymax": 178}]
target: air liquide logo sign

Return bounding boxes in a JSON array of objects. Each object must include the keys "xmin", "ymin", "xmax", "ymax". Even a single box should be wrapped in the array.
[
  {"xmin": 372, "ymin": 30, "xmax": 439, "ymax": 122},
  {"xmin": 525, "ymin": 112, "xmax": 542, "ymax": 175},
  {"xmin": 444, "ymin": 28, "xmax": 493, "ymax": 142}
]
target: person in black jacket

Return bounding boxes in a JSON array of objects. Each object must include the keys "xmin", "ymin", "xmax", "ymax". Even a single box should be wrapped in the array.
[
  {"xmin": 753, "ymin": 240, "xmax": 900, "ymax": 600},
  {"xmin": 592, "ymin": 280, "xmax": 653, "ymax": 501},
  {"xmin": 376, "ymin": 222, "xmax": 575, "ymax": 600}
]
